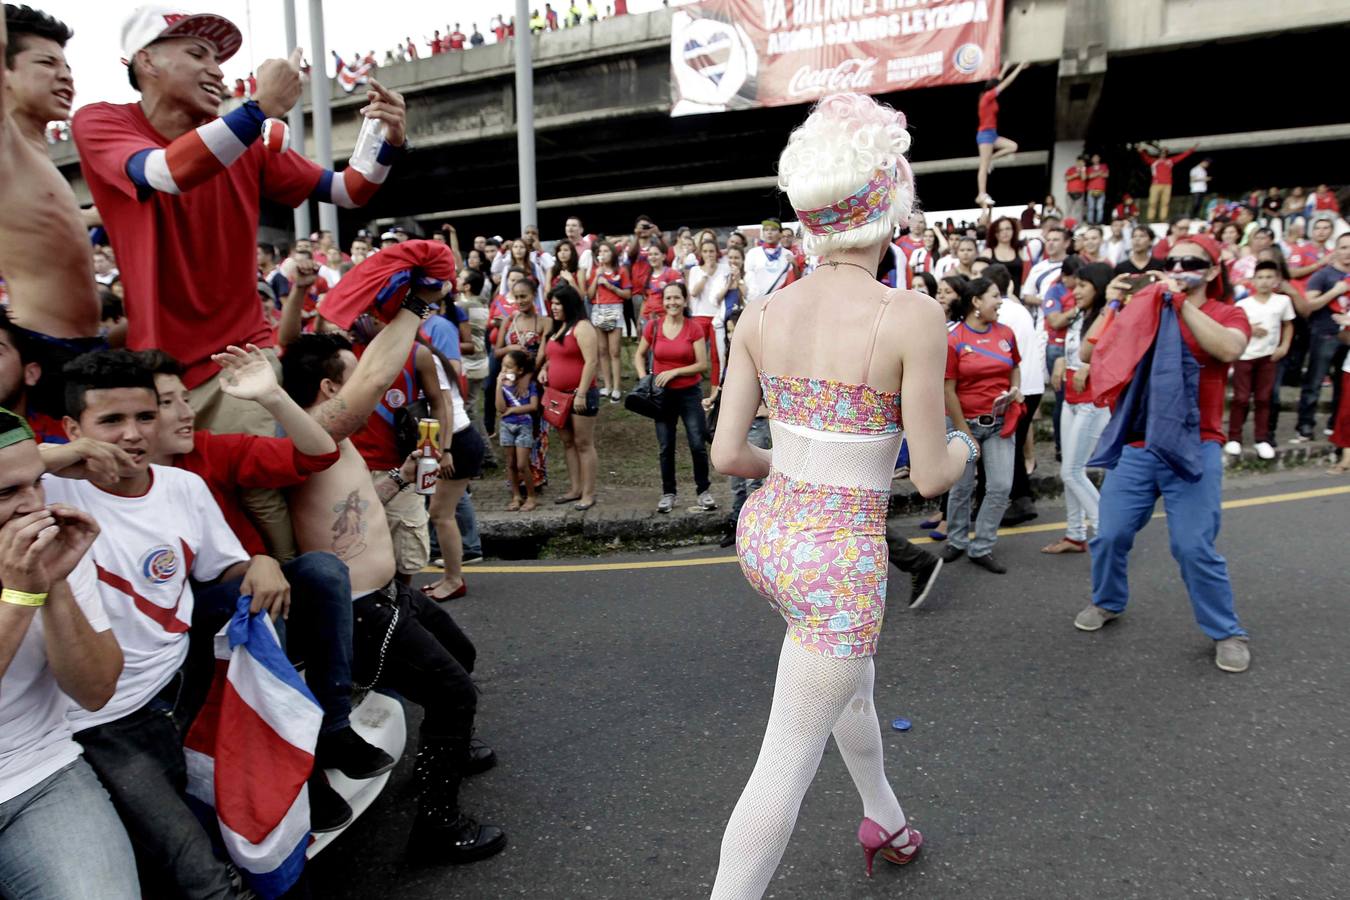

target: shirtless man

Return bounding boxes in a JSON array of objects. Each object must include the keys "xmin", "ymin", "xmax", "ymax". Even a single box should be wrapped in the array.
[
  {"xmin": 279, "ymin": 277, "xmax": 507, "ymax": 865},
  {"xmin": 0, "ymin": 7, "xmax": 103, "ymax": 413}
]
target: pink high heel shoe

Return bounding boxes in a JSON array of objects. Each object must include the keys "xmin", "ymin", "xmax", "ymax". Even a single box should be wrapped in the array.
[{"xmin": 858, "ymin": 817, "xmax": 924, "ymax": 876}]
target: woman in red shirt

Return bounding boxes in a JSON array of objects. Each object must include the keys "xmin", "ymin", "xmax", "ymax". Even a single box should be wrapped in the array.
[
  {"xmin": 585, "ymin": 241, "xmax": 631, "ymax": 400},
  {"xmin": 539, "ymin": 283, "xmax": 600, "ymax": 511},
  {"xmin": 943, "ymin": 276, "xmax": 1022, "ymax": 573},
  {"xmin": 634, "ymin": 281, "xmax": 713, "ymax": 514},
  {"xmin": 974, "ymin": 60, "xmax": 1026, "ymax": 208},
  {"xmin": 640, "ymin": 243, "xmax": 682, "ymax": 328}
]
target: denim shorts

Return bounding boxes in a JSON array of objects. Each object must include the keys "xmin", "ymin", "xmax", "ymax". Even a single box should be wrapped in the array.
[
  {"xmin": 499, "ymin": 419, "xmax": 535, "ymax": 448},
  {"xmin": 976, "ymin": 128, "xmax": 998, "ymax": 145}
]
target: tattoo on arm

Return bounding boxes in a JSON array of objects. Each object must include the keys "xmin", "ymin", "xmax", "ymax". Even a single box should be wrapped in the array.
[{"xmin": 314, "ymin": 396, "xmax": 367, "ymax": 443}]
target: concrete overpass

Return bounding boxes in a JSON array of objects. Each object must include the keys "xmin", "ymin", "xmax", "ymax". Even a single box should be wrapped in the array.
[{"xmin": 53, "ymin": 0, "xmax": 1350, "ymax": 240}]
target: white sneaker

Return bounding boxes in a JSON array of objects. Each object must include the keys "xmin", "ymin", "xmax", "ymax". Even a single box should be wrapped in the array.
[
  {"xmin": 1254, "ymin": 441, "xmax": 1276, "ymax": 461},
  {"xmin": 1223, "ymin": 441, "xmax": 1241, "ymax": 457},
  {"xmin": 657, "ymin": 494, "xmax": 676, "ymax": 514},
  {"xmin": 612, "ymin": 388, "xmax": 622, "ymax": 401},
  {"xmin": 698, "ymin": 491, "xmax": 718, "ymax": 511}
]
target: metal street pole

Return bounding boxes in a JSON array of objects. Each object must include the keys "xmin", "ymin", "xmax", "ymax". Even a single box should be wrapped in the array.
[
  {"xmin": 514, "ymin": 0, "xmax": 538, "ymax": 234},
  {"xmin": 308, "ymin": 0, "xmax": 339, "ymax": 243},
  {"xmin": 283, "ymin": 0, "xmax": 309, "ymax": 238}
]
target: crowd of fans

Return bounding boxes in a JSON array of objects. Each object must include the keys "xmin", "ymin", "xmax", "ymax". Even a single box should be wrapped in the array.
[{"xmin": 2, "ymin": 2, "xmax": 1349, "ymax": 898}]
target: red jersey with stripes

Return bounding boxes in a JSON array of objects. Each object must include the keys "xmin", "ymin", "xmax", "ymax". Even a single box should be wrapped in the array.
[
  {"xmin": 43, "ymin": 467, "xmax": 248, "ymax": 731},
  {"xmin": 945, "ymin": 321, "xmax": 1021, "ymax": 417},
  {"xmin": 73, "ymin": 101, "xmax": 392, "ymax": 388}
]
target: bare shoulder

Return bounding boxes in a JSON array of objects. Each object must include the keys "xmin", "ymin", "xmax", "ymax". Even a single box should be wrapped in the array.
[{"xmin": 885, "ymin": 289, "xmax": 946, "ymax": 335}]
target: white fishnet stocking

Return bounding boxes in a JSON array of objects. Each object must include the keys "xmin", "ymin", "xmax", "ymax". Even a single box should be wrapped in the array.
[{"xmin": 709, "ymin": 634, "xmax": 907, "ymax": 899}]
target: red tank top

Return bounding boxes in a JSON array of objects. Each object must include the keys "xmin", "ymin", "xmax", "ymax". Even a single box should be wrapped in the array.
[{"xmin": 545, "ymin": 326, "xmax": 594, "ymax": 393}]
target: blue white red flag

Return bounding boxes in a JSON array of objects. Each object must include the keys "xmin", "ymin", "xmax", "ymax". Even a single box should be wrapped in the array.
[{"xmin": 184, "ymin": 596, "xmax": 321, "ymax": 899}]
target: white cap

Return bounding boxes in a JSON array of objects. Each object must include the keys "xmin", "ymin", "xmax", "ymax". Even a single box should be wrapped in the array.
[{"xmin": 121, "ymin": 6, "xmax": 242, "ymax": 65}]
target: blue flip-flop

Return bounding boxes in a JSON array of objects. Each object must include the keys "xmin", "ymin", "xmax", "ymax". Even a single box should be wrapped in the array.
[
  {"xmin": 919, "ymin": 518, "xmax": 941, "ymax": 530},
  {"xmin": 928, "ymin": 529, "xmax": 947, "ymax": 541}
]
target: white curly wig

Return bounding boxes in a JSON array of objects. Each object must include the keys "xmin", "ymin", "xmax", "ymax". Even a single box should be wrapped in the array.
[{"xmin": 777, "ymin": 92, "xmax": 916, "ymax": 257}]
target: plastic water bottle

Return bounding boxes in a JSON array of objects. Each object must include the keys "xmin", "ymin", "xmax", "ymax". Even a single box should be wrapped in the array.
[{"xmin": 350, "ymin": 116, "xmax": 386, "ymax": 178}]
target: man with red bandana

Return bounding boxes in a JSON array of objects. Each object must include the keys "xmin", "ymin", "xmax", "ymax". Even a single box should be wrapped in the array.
[
  {"xmin": 72, "ymin": 5, "xmax": 408, "ymax": 560},
  {"xmin": 1074, "ymin": 233, "xmax": 1254, "ymax": 674}
]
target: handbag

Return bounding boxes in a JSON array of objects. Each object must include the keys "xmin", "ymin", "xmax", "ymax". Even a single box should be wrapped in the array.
[
  {"xmin": 623, "ymin": 322, "xmax": 665, "ymax": 419},
  {"xmin": 541, "ymin": 385, "xmax": 574, "ymax": 429}
]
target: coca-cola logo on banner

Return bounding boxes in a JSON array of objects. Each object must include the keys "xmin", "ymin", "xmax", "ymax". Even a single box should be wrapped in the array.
[
  {"xmin": 671, "ymin": 0, "xmax": 1003, "ymax": 117},
  {"xmin": 786, "ymin": 58, "xmax": 877, "ymax": 98}
]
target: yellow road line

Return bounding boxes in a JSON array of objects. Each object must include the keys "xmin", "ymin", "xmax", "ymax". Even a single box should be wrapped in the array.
[{"xmin": 430, "ymin": 483, "xmax": 1350, "ymax": 575}]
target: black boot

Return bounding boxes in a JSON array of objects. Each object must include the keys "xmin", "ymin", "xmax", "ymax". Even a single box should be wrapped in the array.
[
  {"xmin": 464, "ymin": 737, "xmax": 497, "ymax": 777},
  {"xmin": 308, "ymin": 770, "xmax": 353, "ymax": 833},
  {"xmin": 406, "ymin": 733, "xmax": 507, "ymax": 865},
  {"xmin": 316, "ymin": 726, "xmax": 396, "ymax": 780}
]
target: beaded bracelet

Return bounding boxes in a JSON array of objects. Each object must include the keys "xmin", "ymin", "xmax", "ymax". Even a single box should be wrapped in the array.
[
  {"xmin": 947, "ymin": 429, "xmax": 980, "ymax": 464},
  {"xmin": 1, "ymin": 588, "xmax": 47, "ymax": 608}
]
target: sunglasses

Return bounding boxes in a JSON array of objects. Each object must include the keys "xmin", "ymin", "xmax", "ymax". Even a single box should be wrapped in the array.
[{"xmin": 1163, "ymin": 256, "xmax": 1211, "ymax": 272}]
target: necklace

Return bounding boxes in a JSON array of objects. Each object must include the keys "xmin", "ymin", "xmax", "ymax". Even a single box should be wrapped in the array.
[{"xmin": 819, "ymin": 259, "xmax": 876, "ymax": 278}]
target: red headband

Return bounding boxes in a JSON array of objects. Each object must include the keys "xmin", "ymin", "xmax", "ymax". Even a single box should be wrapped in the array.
[{"xmin": 1169, "ymin": 232, "xmax": 1228, "ymax": 302}]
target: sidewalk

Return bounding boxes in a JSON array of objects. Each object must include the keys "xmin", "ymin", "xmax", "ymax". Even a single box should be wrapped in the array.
[{"xmin": 465, "ymin": 386, "xmax": 1341, "ymax": 558}]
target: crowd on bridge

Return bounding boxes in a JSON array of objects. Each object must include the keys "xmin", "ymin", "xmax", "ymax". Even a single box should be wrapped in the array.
[{"xmin": 3, "ymin": 3, "xmax": 1350, "ymax": 900}]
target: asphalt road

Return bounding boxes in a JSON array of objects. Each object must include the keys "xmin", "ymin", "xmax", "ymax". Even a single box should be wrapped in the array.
[{"xmin": 309, "ymin": 469, "xmax": 1350, "ymax": 900}]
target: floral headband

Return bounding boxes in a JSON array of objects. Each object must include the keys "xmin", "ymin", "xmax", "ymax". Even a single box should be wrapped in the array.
[{"xmin": 794, "ymin": 166, "xmax": 898, "ymax": 236}]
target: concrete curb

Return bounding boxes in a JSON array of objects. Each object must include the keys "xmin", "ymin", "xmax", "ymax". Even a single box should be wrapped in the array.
[{"xmin": 479, "ymin": 440, "xmax": 1340, "ymax": 555}]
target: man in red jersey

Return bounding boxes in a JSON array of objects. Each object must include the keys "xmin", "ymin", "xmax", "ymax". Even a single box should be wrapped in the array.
[
  {"xmin": 1138, "ymin": 142, "xmax": 1197, "ymax": 223},
  {"xmin": 72, "ymin": 5, "xmax": 406, "ymax": 559}
]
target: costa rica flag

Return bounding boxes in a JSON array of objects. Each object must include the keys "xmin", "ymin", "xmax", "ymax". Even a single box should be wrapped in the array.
[{"xmin": 184, "ymin": 596, "xmax": 321, "ymax": 899}]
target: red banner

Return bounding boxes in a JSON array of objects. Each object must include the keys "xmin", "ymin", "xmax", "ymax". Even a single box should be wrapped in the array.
[{"xmin": 671, "ymin": 0, "xmax": 1003, "ymax": 117}]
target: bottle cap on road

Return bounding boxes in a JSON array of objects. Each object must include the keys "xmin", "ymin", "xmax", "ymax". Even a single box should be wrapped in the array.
[{"xmin": 891, "ymin": 717, "xmax": 912, "ymax": 732}]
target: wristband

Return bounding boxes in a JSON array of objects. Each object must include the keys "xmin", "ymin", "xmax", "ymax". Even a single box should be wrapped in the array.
[
  {"xmin": 947, "ymin": 429, "xmax": 980, "ymax": 464},
  {"xmin": 1, "ymin": 588, "xmax": 47, "ymax": 607},
  {"xmin": 387, "ymin": 468, "xmax": 411, "ymax": 491}
]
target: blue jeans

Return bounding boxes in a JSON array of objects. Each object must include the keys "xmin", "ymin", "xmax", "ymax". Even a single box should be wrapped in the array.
[
  {"xmin": 1060, "ymin": 401, "xmax": 1110, "ymax": 541},
  {"xmin": 191, "ymin": 552, "xmax": 354, "ymax": 735},
  {"xmin": 1297, "ymin": 331, "xmax": 1342, "ymax": 434},
  {"xmin": 75, "ymin": 703, "xmax": 238, "ymax": 899},
  {"xmin": 456, "ymin": 490, "xmax": 482, "ymax": 557},
  {"xmin": 655, "ymin": 384, "xmax": 711, "ymax": 496},
  {"xmin": 947, "ymin": 419, "xmax": 1015, "ymax": 557},
  {"xmin": 1086, "ymin": 192, "xmax": 1106, "ymax": 224},
  {"xmin": 729, "ymin": 416, "xmax": 771, "ymax": 521},
  {"xmin": 0, "ymin": 759, "xmax": 139, "ymax": 900},
  {"xmin": 1045, "ymin": 344, "xmax": 1066, "ymax": 452},
  {"xmin": 1090, "ymin": 443, "xmax": 1245, "ymax": 640}
]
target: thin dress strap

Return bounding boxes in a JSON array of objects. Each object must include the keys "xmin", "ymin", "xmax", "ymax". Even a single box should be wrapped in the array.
[
  {"xmin": 756, "ymin": 292, "xmax": 775, "ymax": 372},
  {"xmin": 858, "ymin": 290, "xmax": 895, "ymax": 384}
]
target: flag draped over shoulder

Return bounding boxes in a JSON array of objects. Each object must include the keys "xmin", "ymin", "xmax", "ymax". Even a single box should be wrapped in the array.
[{"xmin": 184, "ymin": 596, "xmax": 321, "ymax": 899}]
